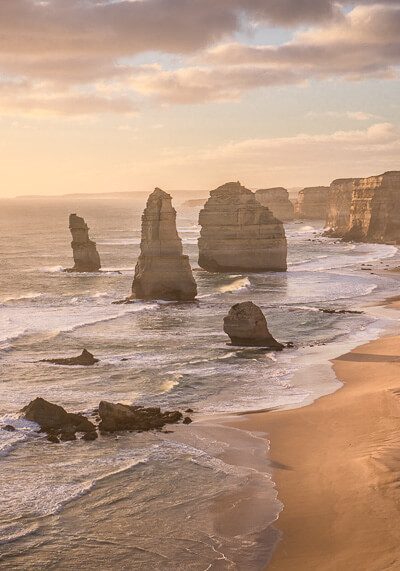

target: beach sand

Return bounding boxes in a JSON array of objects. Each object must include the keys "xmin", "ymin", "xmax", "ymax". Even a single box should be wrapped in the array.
[{"xmin": 225, "ymin": 330, "xmax": 400, "ymax": 570}]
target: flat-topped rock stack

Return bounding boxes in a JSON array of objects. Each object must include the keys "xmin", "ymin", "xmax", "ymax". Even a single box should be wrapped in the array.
[
  {"xmin": 255, "ymin": 187, "xmax": 294, "ymax": 221},
  {"xmin": 198, "ymin": 182, "xmax": 287, "ymax": 272},
  {"xmin": 295, "ymin": 186, "xmax": 329, "ymax": 219},
  {"xmin": 67, "ymin": 214, "xmax": 101, "ymax": 272},
  {"xmin": 344, "ymin": 172, "xmax": 400, "ymax": 244},
  {"xmin": 131, "ymin": 188, "xmax": 197, "ymax": 301},
  {"xmin": 324, "ymin": 178, "xmax": 360, "ymax": 237}
]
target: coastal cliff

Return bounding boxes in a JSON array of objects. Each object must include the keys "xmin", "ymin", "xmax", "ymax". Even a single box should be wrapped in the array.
[
  {"xmin": 198, "ymin": 182, "xmax": 287, "ymax": 272},
  {"xmin": 131, "ymin": 188, "xmax": 197, "ymax": 301},
  {"xmin": 344, "ymin": 172, "xmax": 400, "ymax": 244},
  {"xmin": 255, "ymin": 187, "xmax": 294, "ymax": 221},
  {"xmin": 68, "ymin": 214, "xmax": 101, "ymax": 272},
  {"xmin": 295, "ymin": 187, "xmax": 329, "ymax": 220},
  {"xmin": 324, "ymin": 178, "xmax": 359, "ymax": 237}
]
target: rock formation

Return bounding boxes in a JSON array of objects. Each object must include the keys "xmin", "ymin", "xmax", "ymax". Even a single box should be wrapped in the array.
[
  {"xmin": 324, "ymin": 178, "xmax": 360, "ymax": 237},
  {"xmin": 255, "ymin": 187, "xmax": 294, "ymax": 221},
  {"xmin": 295, "ymin": 187, "xmax": 329, "ymax": 219},
  {"xmin": 131, "ymin": 188, "xmax": 197, "ymax": 301},
  {"xmin": 343, "ymin": 172, "xmax": 400, "ymax": 244},
  {"xmin": 198, "ymin": 182, "xmax": 287, "ymax": 272},
  {"xmin": 67, "ymin": 214, "xmax": 101, "ymax": 272},
  {"xmin": 98, "ymin": 401, "xmax": 183, "ymax": 432},
  {"xmin": 22, "ymin": 397, "xmax": 97, "ymax": 442},
  {"xmin": 223, "ymin": 301, "xmax": 284, "ymax": 349},
  {"xmin": 41, "ymin": 349, "xmax": 99, "ymax": 366}
]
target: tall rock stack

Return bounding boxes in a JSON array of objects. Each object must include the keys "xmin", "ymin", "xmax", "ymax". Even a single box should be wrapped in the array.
[
  {"xmin": 344, "ymin": 172, "xmax": 400, "ymax": 244},
  {"xmin": 198, "ymin": 182, "xmax": 287, "ymax": 272},
  {"xmin": 131, "ymin": 188, "xmax": 197, "ymax": 301},
  {"xmin": 324, "ymin": 178, "xmax": 360, "ymax": 237},
  {"xmin": 255, "ymin": 187, "xmax": 294, "ymax": 221},
  {"xmin": 295, "ymin": 187, "xmax": 329, "ymax": 219},
  {"xmin": 68, "ymin": 214, "xmax": 101, "ymax": 272}
]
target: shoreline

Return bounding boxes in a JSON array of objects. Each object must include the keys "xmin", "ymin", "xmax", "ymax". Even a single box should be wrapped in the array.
[{"xmin": 218, "ymin": 296, "xmax": 400, "ymax": 570}]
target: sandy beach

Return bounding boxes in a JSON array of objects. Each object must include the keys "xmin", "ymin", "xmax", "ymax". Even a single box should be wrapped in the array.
[{"xmin": 226, "ymin": 312, "xmax": 400, "ymax": 570}]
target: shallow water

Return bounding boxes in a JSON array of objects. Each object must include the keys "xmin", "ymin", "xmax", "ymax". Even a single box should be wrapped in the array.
[{"xmin": 0, "ymin": 197, "xmax": 399, "ymax": 569}]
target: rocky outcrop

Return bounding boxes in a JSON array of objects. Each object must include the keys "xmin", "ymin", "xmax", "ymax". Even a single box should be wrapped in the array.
[
  {"xmin": 40, "ymin": 349, "xmax": 99, "ymax": 366},
  {"xmin": 198, "ymin": 182, "xmax": 287, "ymax": 272},
  {"xmin": 324, "ymin": 178, "xmax": 360, "ymax": 237},
  {"xmin": 98, "ymin": 401, "xmax": 183, "ymax": 432},
  {"xmin": 22, "ymin": 397, "xmax": 97, "ymax": 443},
  {"xmin": 255, "ymin": 187, "xmax": 294, "ymax": 221},
  {"xmin": 131, "ymin": 188, "xmax": 197, "ymax": 301},
  {"xmin": 223, "ymin": 302, "xmax": 284, "ymax": 349},
  {"xmin": 295, "ymin": 187, "xmax": 329, "ymax": 219},
  {"xmin": 343, "ymin": 172, "xmax": 400, "ymax": 244},
  {"xmin": 67, "ymin": 214, "xmax": 101, "ymax": 272}
]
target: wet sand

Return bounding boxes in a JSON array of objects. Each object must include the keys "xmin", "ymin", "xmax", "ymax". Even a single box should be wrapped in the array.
[{"xmin": 225, "ymin": 327, "xmax": 400, "ymax": 569}]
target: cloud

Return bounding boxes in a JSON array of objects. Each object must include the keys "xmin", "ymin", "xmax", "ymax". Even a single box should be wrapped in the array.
[{"xmin": 146, "ymin": 123, "xmax": 399, "ymax": 187}]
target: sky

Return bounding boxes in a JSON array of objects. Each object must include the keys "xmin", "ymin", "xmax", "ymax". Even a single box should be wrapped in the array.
[{"xmin": 0, "ymin": 0, "xmax": 399, "ymax": 197}]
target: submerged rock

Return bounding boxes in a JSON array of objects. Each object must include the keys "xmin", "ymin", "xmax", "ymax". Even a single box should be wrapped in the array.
[
  {"xmin": 98, "ymin": 401, "xmax": 183, "ymax": 432},
  {"xmin": 198, "ymin": 182, "xmax": 287, "ymax": 272},
  {"xmin": 131, "ymin": 188, "xmax": 197, "ymax": 301},
  {"xmin": 40, "ymin": 349, "xmax": 99, "ymax": 366},
  {"xmin": 67, "ymin": 214, "xmax": 101, "ymax": 272},
  {"xmin": 255, "ymin": 187, "xmax": 294, "ymax": 221},
  {"xmin": 223, "ymin": 301, "xmax": 284, "ymax": 349},
  {"xmin": 22, "ymin": 397, "xmax": 96, "ymax": 434}
]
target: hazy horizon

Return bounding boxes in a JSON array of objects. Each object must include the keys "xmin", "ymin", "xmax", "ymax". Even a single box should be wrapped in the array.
[{"xmin": 0, "ymin": 0, "xmax": 399, "ymax": 198}]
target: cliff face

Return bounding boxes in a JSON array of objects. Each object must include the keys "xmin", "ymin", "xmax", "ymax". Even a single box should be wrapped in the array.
[
  {"xmin": 131, "ymin": 188, "xmax": 197, "ymax": 301},
  {"xmin": 68, "ymin": 214, "xmax": 101, "ymax": 272},
  {"xmin": 295, "ymin": 186, "xmax": 329, "ymax": 219},
  {"xmin": 198, "ymin": 182, "xmax": 287, "ymax": 272},
  {"xmin": 324, "ymin": 178, "xmax": 360, "ymax": 237},
  {"xmin": 255, "ymin": 187, "xmax": 294, "ymax": 221},
  {"xmin": 344, "ymin": 172, "xmax": 400, "ymax": 244}
]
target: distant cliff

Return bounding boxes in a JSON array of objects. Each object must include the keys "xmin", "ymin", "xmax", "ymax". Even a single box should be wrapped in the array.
[
  {"xmin": 295, "ymin": 187, "xmax": 329, "ymax": 220},
  {"xmin": 324, "ymin": 178, "xmax": 360, "ymax": 237},
  {"xmin": 344, "ymin": 172, "xmax": 400, "ymax": 244},
  {"xmin": 255, "ymin": 187, "xmax": 294, "ymax": 221}
]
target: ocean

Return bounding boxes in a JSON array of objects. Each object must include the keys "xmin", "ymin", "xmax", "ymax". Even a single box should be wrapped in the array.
[{"xmin": 1, "ymin": 196, "xmax": 400, "ymax": 570}]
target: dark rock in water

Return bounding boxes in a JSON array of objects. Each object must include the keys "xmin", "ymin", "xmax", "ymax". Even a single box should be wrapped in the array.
[
  {"xmin": 41, "ymin": 349, "xmax": 99, "ymax": 367},
  {"xmin": 319, "ymin": 308, "xmax": 363, "ymax": 315},
  {"xmin": 286, "ymin": 342, "xmax": 295, "ymax": 348},
  {"xmin": 185, "ymin": 408, "xmax": 194, "ymax": 413},
  {"xmin": 47, "ymin": 433, "xmax": 60, "ymax": 444},
  {"xmin": 223, "ymin": 301, "xmax": 284, "ymax": 349},
  {"xmin": 98, "ymin": 401, "xmax": 183, "ymax": 433},
  {"xmin": 60, "ymin": 427, "xmax": 77, "ymax": 442},
  {"xmin": 22, "ymin": 397, "xmax": 96, "ymax": 434},
  {"xmin": 82, "ymin": 431, "xmax": 98, "ymax": 441},
  {"xmin": 66, "ymin": 213, "xmax": 101, "ymax": 272},
  {"xmin": 183, "ymin": 417, "xmax": 192, "ymax": 425},
  {"xmin": 2, "ymin": 424, "xmax": 16, "ymax": 432}
]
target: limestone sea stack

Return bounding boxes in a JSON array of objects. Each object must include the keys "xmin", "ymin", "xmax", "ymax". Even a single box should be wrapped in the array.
[
  {"xmin": 343, "ymin": 172, "xmax": 400, "ymax": 244},
  {"xmin": 295, "ymin": 186, "xmax": 329, "ymax": 219},
  {"xmin": 68, "ymin": 214, "xmax": 101, "ymax": 272},
  {"xmin": 324, "ymin": 178, "xmax": 360, "ymax": 237},
  {"xmin": 198, "ymin": 182, "xmax": 287, "ymax": 272},
  {"xmin": 223, "ymin": 301, "xmax": 284, "ymax": 349},
  {"xmin": 131, "ymin": 188, "xmax": 197, "ymax": 301},
  {"xmin": 255, "ymin": 187, "xmax": 294, "ymax": 221}
]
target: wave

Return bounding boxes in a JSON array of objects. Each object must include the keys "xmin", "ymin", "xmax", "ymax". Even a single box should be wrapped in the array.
[
  {"xmin": 219, "ymin": 277, "xmax": 251, "ymax": 294},
  {"xmin": 0, "ymin": 293, "xmax": 44, "ymax": 304}
]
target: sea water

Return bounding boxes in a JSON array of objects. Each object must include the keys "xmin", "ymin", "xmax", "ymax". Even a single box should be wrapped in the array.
[{"xmin": 0, "ymin": 197, "xmax": 399, "ymax": 570}]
